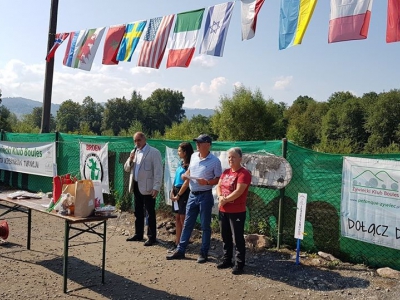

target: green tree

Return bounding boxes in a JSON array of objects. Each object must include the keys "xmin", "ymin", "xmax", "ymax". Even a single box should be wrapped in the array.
[
  {"xmin": 327, "ymin": 91, "xmax": 356, "ymax": 108},
  {"xmin": 364, "ymin": 89, "xmax": 400, "ymax": 152},
  {"xmin": 56, "ymin": 100, "xmax": 82, "ymax": 133},
  {"xmin": 81, "ymin": 96, "xmax": 104, "ymax": 135},
  {"xmin": 286, "ymin": 99, "xmax": 328, "ymax": 149},
  {"xmin": 142, "ymin": 88, "xmax": 185, "ymax": 135},
  {"xmin": 0, "ymin": 105, "xmax": 13, "ymax": 132},
  {"xmin": 164, "ymin": 115, "xmax": 212, "ymax": 141},
  {"xmin": 320, "ymin": 95, "xmax": 366, "ymax": 153},
  {"xmin": 102, "ymin": 97, "xmax": 132, "ymax": 136},
  {"xmin": 211, "ymin": 87, "xmax": 283, "ymax": 141},
  {"xmin": 15, "ymin": 107, "xmax": 56, "ymax": 133}
]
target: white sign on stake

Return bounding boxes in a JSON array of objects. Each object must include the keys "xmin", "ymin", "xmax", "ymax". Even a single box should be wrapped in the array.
[{"xmin": 294, "ymin": 193, "xmax": 308, "ymax": 240}]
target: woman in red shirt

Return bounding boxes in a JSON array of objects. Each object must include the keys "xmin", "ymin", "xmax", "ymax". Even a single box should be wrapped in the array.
[{"xmin": 216, "ymin": 147, "xmax": 251, "ymax": 275}]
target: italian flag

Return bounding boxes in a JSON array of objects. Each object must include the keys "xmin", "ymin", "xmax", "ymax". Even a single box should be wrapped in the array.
[{"xmin": 167, "ymin": 8, "xmax": 205, "ymax": 68}]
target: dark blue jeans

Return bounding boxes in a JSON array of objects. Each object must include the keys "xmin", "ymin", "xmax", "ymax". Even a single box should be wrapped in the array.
[{"xmin": 177, "ymin": 190, "xmax": 213, "ymax": 255}]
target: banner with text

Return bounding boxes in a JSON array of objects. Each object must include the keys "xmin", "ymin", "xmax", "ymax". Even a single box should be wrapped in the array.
[
  {"xmin": 80, "ymin": 142, "xmax": 110, "ymax": 194},
  {"xmin": 341, "ymin": 156, "xmax": 400, "ymax": 250},
  {"xmin": 0, "ymin": 141, "xmax": 56, "ymax": 177}
]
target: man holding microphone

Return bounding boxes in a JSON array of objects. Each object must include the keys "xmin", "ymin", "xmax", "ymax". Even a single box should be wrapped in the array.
[{"xmin": 124, "ymin": 132, "xmax": 163, "ymax": 246}]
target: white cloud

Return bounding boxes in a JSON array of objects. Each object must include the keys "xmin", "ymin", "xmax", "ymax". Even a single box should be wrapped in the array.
[
  {"xmin": 130, "ymin": 66, "xmax": 160, "ymax": 75},
  {"xmin": 233, "ymin": 81, "xmax": 243, "ymax": 89},
  {"xmin": 191, "ymin": 77, "xmax": 228, "ymax": 95},
  {"xmin": 136, "ymin": 82, "xmax": 163, "ymax": 98},
  {"xmin": 192, "ymin": 55, "xmax": 217, "ymax": 68},
  {"xmin": 0, "ymin": 59, "xmax": 45, "ymax": 100},
  {"xmin": 273, "ymin": 76, "xmax": 293, "ymax": 90},
  {"xmin": 186, "ymin": 77, "xmax": 229, "ymax": 109}
]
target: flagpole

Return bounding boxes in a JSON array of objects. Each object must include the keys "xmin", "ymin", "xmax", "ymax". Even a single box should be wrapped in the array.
[{"xmin": 41, "ymin": 0, "xmax": 59, "ymax": 133}]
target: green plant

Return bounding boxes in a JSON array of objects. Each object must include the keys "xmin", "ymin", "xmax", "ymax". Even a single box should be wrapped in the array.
[
  {"xmin": 257, "ymin": 219, "xmax": 269, "ymax": 235},
  {"xmin": 211, "ymin": 215, "xmax": 220, "ymax": 233}
]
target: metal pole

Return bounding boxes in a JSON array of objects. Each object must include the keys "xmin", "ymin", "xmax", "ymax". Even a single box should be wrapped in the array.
[
  {"xmin": 41, "ymin": 0, "xmax": 59, "ymax": 133},
  {"xmin": 102, "ymin": 221, "xmax": 107, "ymax": 284},
  {"xmin": 277, "ymin": 138, "xmax": 288, "ymax": 249},
  {"xmin": 63, "ymin": 220, "xmax": 69, "ymax": 293}
]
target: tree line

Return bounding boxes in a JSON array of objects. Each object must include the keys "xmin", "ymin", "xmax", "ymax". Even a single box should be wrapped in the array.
[{"xmin": 0, "ymin": 86, "xmax": 399, "ymax": 154}]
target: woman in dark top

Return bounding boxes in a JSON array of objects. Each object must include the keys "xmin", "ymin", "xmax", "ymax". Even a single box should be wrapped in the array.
[{"xmin": 169, "ymin": 142, "xmax": 194, "ymax": 252}]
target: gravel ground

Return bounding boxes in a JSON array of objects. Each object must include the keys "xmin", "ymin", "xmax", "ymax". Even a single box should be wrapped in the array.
[{"xmin": 1, "ymin": 208, "xmax": 400, "ymax": 300}]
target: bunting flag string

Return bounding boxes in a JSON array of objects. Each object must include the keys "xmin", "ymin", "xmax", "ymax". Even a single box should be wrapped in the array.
[{"xmin": 49, "ymin": 0, "xmax": 397, "ymax": 72}]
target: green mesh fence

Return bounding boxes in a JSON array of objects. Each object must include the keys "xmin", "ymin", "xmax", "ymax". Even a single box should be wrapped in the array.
[{"xmin": 1, "ymin": 132, "xmax": 400, "ymax": 270}]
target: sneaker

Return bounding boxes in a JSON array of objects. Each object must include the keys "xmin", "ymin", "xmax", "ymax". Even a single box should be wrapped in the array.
[
  {"xmin": 232, "ymin": 265, "xmax": 244, "ymax": 275},
  {"xmin": 217, "ymin": 261, "xmax": 234, "ymax": 269},
  {"xmin": 197, "ymin": 253, "xmax": 208, "ymax": 264},
  {"xmin": 166, "ymin": 249, "xmax": 185, "ymax": 260}
]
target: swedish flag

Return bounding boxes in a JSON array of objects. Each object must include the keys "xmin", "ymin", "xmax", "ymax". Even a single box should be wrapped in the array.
[{"xmin": 117, "ymin": 20, "xmax": 147, "ymax": 62}]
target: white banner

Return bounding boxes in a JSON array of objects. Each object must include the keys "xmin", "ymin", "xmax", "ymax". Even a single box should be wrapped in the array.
[
  {"xmin": 341, "ymin": 156, "xmax": 400, "ymax": 250},
  {"xmin": 0, "ymin": 141, "xmax": 56, "ymax": 177},
  {"xmin": 80, "ymin": 142, "xmax": 110, "ymax": 194}
]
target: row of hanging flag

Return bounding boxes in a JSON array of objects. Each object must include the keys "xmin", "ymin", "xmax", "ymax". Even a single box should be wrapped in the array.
[{"xmin": 45, "ymin": 0, "xmax": 400, "ymax": 72}]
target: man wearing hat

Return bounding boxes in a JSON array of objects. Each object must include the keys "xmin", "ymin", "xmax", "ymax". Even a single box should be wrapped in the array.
[{"xmin": 167, "ymin": 134, "xmax": 222, "ymax": 263}]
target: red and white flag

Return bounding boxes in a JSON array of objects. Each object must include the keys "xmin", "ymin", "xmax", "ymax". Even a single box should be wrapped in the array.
[
  {"xmin": 137, "ymin": 15, "xmax": 175, "ymax": 69},
  {"xmin": 102, "ymin": 25, "xmax": 126, "ymax": 65},
  {"xmin": 328, "ymin": 0, "xmax": 374, "ymax": 43},
  {"xmin": 45, "ymin": 32, "xmax": 69, "ymax": 62},
  {"xmin": 241, "ymin": 0, "xmax": 265, "ymax": 40},
  {"xmin": 386, "ymin": 0, "xmax": 400, "ymax": 43}
]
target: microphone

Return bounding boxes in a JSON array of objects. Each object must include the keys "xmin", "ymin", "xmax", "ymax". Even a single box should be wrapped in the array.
[{"xmin": 130, "ymin": 146, "xmax": 137, "ymax": 157}]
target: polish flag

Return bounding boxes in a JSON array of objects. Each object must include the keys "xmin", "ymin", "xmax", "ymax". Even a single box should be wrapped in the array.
[
  {"xmin": 328, "ymin": 0, "xmax": 374, "ymax": 43},
  {"xmin": 241, "ymin": 0, "xmax": 266, "ymax": 40}
]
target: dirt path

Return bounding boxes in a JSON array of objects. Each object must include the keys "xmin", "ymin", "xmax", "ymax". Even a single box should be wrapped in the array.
[{"xmin": 1, "ymin": 209, "xmax": 399, "ymax": 300}]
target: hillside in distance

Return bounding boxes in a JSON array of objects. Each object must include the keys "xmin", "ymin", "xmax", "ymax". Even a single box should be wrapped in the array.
[{"xmin": 1, "ymin": 97, "xmax": 214, "ymax": 119}]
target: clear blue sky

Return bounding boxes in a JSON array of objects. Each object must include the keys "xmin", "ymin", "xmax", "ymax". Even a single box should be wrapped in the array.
[{"xmin": 0, "ymin": 0, "xmax": 398, "ymax": 109}]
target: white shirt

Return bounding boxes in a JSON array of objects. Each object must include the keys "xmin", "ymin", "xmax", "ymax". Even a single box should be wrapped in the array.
[{"xmin": 134, "ymin": 144, "xmax": 148, "ymax": 181}]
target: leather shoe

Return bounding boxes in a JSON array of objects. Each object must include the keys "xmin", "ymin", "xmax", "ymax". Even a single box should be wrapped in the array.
[
  {"xmin": 197, "ymin": 253, "xmax": 208, "ymax": 264},
  {"xmin": 144, "ymin": 239, "xmax": 156, "ymax": 246},
  {"xmin": 126, "ymin": 235, "xmax": 143, "ymax": 242},
  {"xmin": 217, "ymin": 261, "xmax": 234, "ymax": 269},
  {"xmin": 232, "ymin": 265, "xmax": 244, "ymax": 275},
  {"xmin": 166, "ymin": 249, "xmax": 185, "ymax": 260}
]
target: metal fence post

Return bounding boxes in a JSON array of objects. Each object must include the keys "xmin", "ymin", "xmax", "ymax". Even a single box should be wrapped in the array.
[{"xmin": 277, "ymin": 138, "xmax": 288, "ymax": 249}]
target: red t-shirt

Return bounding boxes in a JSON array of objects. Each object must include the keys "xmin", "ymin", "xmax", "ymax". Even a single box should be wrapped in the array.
[{"xmin": 219, "ymin": 167, "xmax": 251, "ymax": 213}]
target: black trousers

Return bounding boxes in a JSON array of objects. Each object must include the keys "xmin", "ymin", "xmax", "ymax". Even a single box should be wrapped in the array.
[
  {"xmin": 133, "ymin": 181, "xmax": 156, "ymax": 241},
  {"xmin": 219, "ymin": 211, "xmax": 246, "ymax": 266}
]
